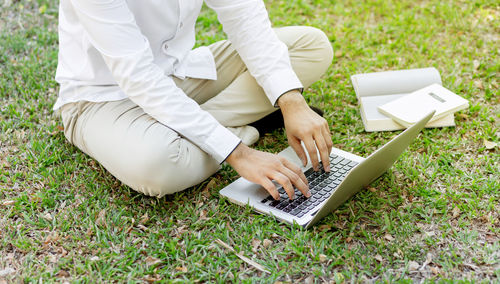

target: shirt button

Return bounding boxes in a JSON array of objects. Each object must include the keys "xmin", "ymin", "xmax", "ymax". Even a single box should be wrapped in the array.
[
  {"xmin": 162, "ymin": 42, "xmax": 168, "ymax": 53},
  {"xmin": 179, "ymin": 22, "xmax": 183, "ymax": 28}
]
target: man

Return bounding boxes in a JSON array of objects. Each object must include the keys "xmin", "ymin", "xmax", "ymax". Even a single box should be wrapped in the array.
[{"xmin": 55, "ymin": 0, "xmax": 333, "ymax": 201}]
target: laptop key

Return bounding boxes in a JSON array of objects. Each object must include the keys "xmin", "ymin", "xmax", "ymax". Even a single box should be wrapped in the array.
[
  {"xmin": 303, "ymin": 199, "xmax": 314, "ymax": 206},
  {"xmin": 310, "ymin": 186, "xmax": 321, "ymax": 194},
  {"xmin": 332, "ymin": 156, "xmax": 344, "ymax": 164},
  {"xmin": 269, "ymin": 200, "xmax": 280, "ymax": 207},
  {"xmin": 298, "ymin": 195, "xmax": 307, "ymax": 202},
  {"xmin": 327, "ymin": 183, "xmax": 337, "ymax": 189},
  {"xmin": 277, "ymin": 201, "xmax": 289, "ymax": 209},
  {"xmin": 326, "ymin": 184, "xmax": 337, "ymax": 191},
  {"xmin": 260, "ymin": 196, "xmax": 271, "ymax": 203},
  {"xmin": 320, "ymin": 187, "xmax": 331, "ymax": 194},
  {"xmin": 306, "ymin": 204, "xmax": 316, "ymax": 211},
  {"xmin": 305, "ymin": 167, "xmax": 314, "ymax": 174}
]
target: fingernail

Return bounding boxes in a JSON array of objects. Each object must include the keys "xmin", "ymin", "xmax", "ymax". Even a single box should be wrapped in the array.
[
  {"xmin": 306, "ymin": 191, "xmax": 311, "ymax": 198},
  {"xmin": 326, "ymin": 165, "xmax": 331, "ymax": 172}
]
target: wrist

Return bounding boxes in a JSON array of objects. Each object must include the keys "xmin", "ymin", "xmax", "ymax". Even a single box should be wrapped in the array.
[
  {"xmin": 225, "ymin": 142, "xmax": 250, "ymax": 166},
  {"xmin": 277, "ymin": 90, "xmax": 308, "ymax": 112}
]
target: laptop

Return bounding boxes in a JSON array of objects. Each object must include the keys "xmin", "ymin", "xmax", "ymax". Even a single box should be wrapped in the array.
[{"xmin": 220, "ymin": 111, "xmax": 434, "ymax": 229}]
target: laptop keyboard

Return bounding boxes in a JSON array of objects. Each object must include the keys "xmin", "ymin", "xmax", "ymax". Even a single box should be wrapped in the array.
[{"xmin": 260, "ymin": 154, "xmax": 358, "ymax": 218}]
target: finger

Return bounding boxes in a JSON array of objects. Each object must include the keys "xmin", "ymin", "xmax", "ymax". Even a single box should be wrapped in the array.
[
  {"xmin": 324, "ymin": 136, "xmax": 333, "ymax": 166},
  {"xmin": 304, "ymin": 138, "xmax": 320, "ymax": 171},
  {"xmin": 280, "ymin": 157, "xmax": 308, "ymax": 187},
  {"xmin": 279, "ymin": 163, "xmax": 311, "ymax": 198},
  {"xmin": 260, "ymin": 178, "xmax": 280, "ymax": 200},
  {"xmin": 270, "ymin": 171, "xmax": 295, "ymax": 200},
  {"xmin": 289, "ymin": 137, "xmax": 307, "ymax": 166},
  {"xmin": 314, "ymin": 133, "xmax": 331, "ymax": 172},
  {"xmin": 322, "ymin": 124, "xmax": 333, "ymax": 154}
]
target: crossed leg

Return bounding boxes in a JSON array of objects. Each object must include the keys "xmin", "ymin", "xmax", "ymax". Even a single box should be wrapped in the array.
[{"xmin": 60, "ymin": 26, "xmax": 333, "ymax": 197}]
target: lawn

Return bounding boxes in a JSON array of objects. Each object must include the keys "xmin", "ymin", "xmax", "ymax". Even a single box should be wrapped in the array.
[{"xmin": 0, "ymin": 0, "xmax": 499, "ymax": 282}]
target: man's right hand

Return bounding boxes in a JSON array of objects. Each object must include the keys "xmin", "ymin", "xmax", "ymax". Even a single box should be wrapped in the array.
[{"xmin": 225, "ymin": 143, "xmax": 311, "ymax": 200}]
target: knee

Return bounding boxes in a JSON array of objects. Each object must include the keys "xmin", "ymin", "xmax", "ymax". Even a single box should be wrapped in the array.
[
  {"xmin": 308, "ymin": 27, "xmax": 333, "ymax": 63},
  {"xmin": 292, "ymin": 26, "xmax": 333, "ymax": 64},
  {"xmin": 307, "ymin": 27, "xmax": 333, "ymax": 74},
  {"xmin": 282, "ymin": 26, "xmax": 334, "ymax": 87},
  {"xmin": 132, "ymin": 139, "xmax": 189, "ymax": 198},
  {"xmin": 129, "ymin": 138, "xmax": 219, "ymax": 198},
  {"xmin": 136, "ymin": 166, "xmax": 186, "ymax": 198}
]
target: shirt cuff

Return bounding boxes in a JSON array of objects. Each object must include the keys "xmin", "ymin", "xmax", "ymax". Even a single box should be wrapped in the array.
[
  {"xmin": 204, "ymin": 124, "xmax": 242, "ymax": 164},
  {"xmin": 260, "ymin": 69, "xmax": 304, "ymax": 106}
]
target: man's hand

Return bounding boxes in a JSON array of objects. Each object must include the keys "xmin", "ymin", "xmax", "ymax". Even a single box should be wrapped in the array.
[
  {"xmin": 278, "ymin": 90, "xmax": 333, "ymax": 172},
  {"xmin": 226, "ymin": 143, "xmax": 311, "ymax": 200}
]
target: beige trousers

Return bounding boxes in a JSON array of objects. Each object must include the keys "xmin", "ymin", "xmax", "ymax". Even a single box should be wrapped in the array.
[{"xmin": 60, "ymin": 26, "xmax": 333, "ymax": 197}]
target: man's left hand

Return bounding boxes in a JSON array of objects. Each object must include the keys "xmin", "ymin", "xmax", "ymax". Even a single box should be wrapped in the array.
[{"xmin": 278, "ymin": 90, "xmax": 333, "ymax": 172}]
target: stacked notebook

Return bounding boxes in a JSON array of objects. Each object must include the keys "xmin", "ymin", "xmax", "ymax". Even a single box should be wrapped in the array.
[{"xmin": 351, "ymin": 67, "xmax": 469, "ymax": 132}]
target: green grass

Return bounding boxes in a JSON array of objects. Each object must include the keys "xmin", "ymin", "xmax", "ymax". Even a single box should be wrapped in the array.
[{"xmin": 1, "ymin": 0, "xmax": 499, "ymax": 282}]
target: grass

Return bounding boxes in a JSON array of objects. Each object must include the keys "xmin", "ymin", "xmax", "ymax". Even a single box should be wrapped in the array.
[{"xmin": 0, "ymin": 0, "xmax": 499, "ymax": 282}]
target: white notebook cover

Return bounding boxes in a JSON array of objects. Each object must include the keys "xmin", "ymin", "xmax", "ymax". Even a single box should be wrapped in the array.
[{"xmin": 378, "ymin": 84, "xmax": 469, "ymax": 127}]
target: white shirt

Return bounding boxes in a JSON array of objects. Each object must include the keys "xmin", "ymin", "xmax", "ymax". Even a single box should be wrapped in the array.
[{"xmin": 55, "ymin": 0, "xmax": 303, "ymax": 163}]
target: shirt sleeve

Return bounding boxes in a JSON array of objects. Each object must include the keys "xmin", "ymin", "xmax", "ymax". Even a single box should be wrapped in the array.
[
  {"xmin": 205, "ymin": 0, "xmax": 304, "ymax": 106},
  {"xmin": 67, "ymin": 0, "xmax": 240, "ymax": 163}
]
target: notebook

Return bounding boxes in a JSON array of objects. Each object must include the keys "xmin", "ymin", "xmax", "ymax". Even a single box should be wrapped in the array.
[
  {"xmin": 219, "ymin": 112, "xmax": 435, "ymax": 228},
  {"xmin": 350, "ymin": 68, "xmax": 454, "ymax": 131},
  {"xmin": 378, "ymin": 84, "xmax": 469, "ymax": 127}
]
